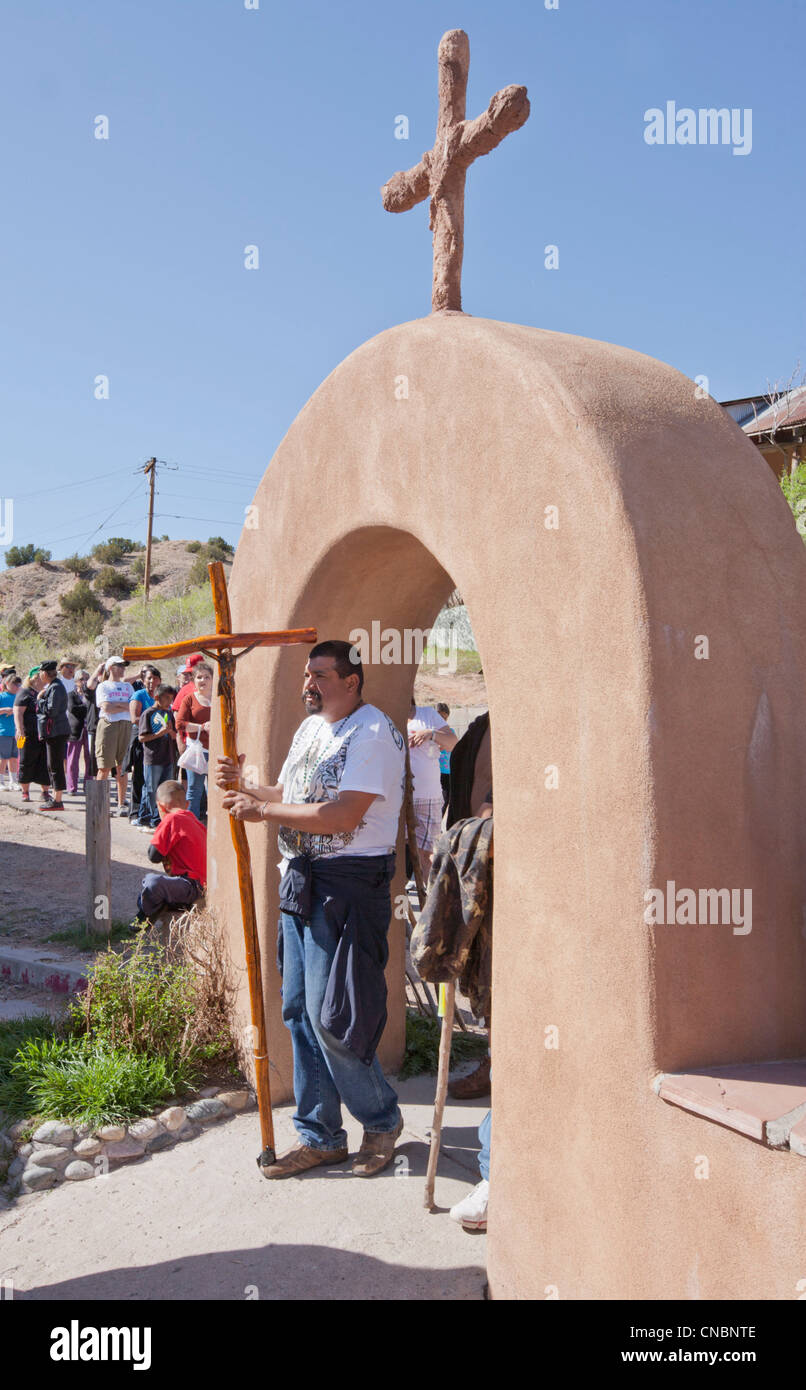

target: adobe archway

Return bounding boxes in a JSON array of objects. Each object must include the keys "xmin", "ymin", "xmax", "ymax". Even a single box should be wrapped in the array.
[{"xmin": 210, "ymin": 312, "xmax": 806, "ymax": 1299}]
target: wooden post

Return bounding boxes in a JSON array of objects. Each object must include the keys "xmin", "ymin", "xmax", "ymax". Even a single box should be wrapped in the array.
[
  {"xmin": 143, "ymin": 458, "xmax": 156, "ymax": 601},
  {"xmin": 424, "ymin": 980, "xmax": 456, "ymax": 1210},
  {"xmin": 85, "ymin": 779, "xmax": 112, "ymax": 937}
]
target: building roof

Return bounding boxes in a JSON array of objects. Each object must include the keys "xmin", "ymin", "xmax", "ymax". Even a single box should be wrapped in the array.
[{"xmin": 728, "ymin": 385, "xmax": 806, "ymax": 438}]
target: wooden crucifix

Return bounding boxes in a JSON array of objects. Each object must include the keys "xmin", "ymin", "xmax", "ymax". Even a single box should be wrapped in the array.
[
  {"xmin": 381, "ymin": 28, "xmax": 530, "ymax": 313},
  {"xmin": 123, "ymin": 561, "xmax": 316, "ymax": 1170}
]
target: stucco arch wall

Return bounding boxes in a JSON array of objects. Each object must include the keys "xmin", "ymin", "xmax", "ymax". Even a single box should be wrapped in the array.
[{"xmin": 210, "ymin": 314, "xmax": 806, "ymax": 1299}]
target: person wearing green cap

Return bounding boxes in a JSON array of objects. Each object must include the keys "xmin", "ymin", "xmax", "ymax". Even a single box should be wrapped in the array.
[{"xmin": 14, "ymin": 668, "xmax": 50, "ymax": 803}]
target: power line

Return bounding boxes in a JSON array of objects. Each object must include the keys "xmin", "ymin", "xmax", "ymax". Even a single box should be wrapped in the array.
[
  {"xmin": 153, "ymin": 513, "xmax": 243, "ymax": 526},
  {"xmin": 180, "ymin": 466, "xmax": 263, "ymax": 483},
  {"xmin": 80, "ymin": 480, "xmax": 146, "ymax": 550},
  {"xmin": 153, "ymin": 491, "xmax": 251, "ymax": 504},
  {"xmin": 15, "ymin": 465, "xmax": 134, "ymax": 501}
]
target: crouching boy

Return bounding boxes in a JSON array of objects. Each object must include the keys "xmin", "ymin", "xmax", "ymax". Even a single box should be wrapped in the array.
[{"xmin": 137, "ymin": 780, "xmax": 207, "ymax": 922}]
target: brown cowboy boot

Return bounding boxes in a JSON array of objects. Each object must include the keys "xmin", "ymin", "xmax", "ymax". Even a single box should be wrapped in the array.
[
  {"xmin": 448, "ymin": 1055, "xmax": 491, "ymax": 1100},
  {"xmin": 261, "ymin": 1142, "xmax": 349, "ymax": 1179},
  {"xmin": 352, "ymin": 1117, "xmax": 404, "ymax": 1177}
]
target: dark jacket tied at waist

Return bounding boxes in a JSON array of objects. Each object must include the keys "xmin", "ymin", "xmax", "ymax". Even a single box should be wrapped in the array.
[
  {"xmin": 278, "ymin": 852, "xmax": 396, "ymax": 1066},
  {"xmin": 411, "ymin": 815, "xmax": 493, "ymax": 1020}
]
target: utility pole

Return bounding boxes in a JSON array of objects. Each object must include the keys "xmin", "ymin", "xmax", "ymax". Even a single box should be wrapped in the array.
[{"xmin": 143, "ymin": 457, "xmax": 156, "ymax": 601}]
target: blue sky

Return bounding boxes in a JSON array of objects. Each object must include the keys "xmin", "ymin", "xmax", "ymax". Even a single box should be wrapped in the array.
[{"xmin": 1, "ymin": 0, "xmax": 803, "ymax": 560}]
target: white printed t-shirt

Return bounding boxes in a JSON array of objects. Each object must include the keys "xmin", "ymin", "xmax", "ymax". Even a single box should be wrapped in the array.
[
  {"xmin": 277, "ymin": 702, "xmax": 405, "ymax": 861},
  {"xmin": 95, "ymin": 680, "xmax": 135, "ymax": 722},
  {"xmin": 407, "ymin": 705, "xmax": 446, "ymax": 802}
]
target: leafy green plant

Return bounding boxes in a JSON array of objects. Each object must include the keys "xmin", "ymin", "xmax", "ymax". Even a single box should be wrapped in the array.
[
  {"xmin": 3, "ymin": 544, "xmax": 51, "ymax": 568},
  {"xmin": 398, "ymin": 1010, "xmax": 488, "ymax": 1080},
  {"xmin": 780, "ymin": 461, "xmax": 806, "ymax": 544},
  {"xmin": 69, "ymin": 934, "xmax": 232, "ymax": 1075},
  {"xmin": 185, "ymin": 541, "xmax": 202, "ymax": 554},
  {"xmin": 0, "ymin": 918, "xmax": 236, "ymax": 1126}
]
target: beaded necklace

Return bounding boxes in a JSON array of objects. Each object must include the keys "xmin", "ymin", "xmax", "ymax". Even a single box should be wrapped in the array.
[{"xmin": 299, "ymin": 700, "xmax": 363, "ymax": 794}]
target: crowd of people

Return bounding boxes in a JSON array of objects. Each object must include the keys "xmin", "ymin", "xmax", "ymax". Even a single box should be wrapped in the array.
[{"xmin": 0, "ymin": 651, "xmax": 211, "ymax": 828}]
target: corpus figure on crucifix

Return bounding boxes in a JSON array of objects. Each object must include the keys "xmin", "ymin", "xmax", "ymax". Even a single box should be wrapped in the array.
[{"xmin": 381, "ymin": 28, "xmax": 530, "ymax": 313}]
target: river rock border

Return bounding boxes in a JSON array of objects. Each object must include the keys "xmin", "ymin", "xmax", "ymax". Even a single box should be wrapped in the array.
[{"xmin": 0, "ymin": 1086, "xmax": 255, "ymax": 1203}]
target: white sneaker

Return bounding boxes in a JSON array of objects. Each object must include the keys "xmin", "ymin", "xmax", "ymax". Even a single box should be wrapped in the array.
[{"xmin": 449, "ymin": 1179, "xmax": 489, "ymax": 1230}]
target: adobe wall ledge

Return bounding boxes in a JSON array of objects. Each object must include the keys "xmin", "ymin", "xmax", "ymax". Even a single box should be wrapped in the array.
[{"xmin": 654, "ymin": 1060, "xmax": 806, "ymax": 1150}]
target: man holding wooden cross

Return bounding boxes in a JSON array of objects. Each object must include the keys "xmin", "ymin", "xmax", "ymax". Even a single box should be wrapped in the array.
[{"xmin": 217, "ymin": 639, "xmax": 406, "ymax": 1178}]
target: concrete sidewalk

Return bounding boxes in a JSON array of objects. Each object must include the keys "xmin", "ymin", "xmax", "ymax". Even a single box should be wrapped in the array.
[{"xmin": 0, "ymin": 1075, "xmax": 489, "ymax": 1301}]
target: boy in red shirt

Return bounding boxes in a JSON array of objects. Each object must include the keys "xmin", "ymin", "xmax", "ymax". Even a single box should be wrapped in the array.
[{"xmin": 136, "ymin": 780, "xmax": 207, "ymax": 923}]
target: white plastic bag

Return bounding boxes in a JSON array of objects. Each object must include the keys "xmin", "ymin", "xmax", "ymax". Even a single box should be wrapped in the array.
[{"xmin": 178, "ymin": 731, "xmax": 208, "ymax": 775}]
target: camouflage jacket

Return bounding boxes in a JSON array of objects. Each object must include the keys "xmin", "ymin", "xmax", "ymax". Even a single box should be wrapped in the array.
[{"xmin": 410, "ymin": 815, "xmax": 493, "ymax": 1019}]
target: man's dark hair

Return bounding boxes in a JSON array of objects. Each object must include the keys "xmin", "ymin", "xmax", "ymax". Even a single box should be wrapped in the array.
[
  {"xmin": 156, "ymin": 684, "xmax": 176, "ymax": 699},
  {"xmin": 309, "ymin": 639, "xmax": 364, "ymax": 694}
]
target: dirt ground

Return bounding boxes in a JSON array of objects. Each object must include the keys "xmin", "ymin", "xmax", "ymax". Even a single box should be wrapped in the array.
[
  {"xmin": 0, "ymin": 794, "xmax": 146, "ymax": 955},
  {"xmin": 414, "ymin": 669, "xmax": 487, "ymax": 708}
]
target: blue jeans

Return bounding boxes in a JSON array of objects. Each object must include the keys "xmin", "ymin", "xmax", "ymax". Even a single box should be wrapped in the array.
[
  {"xmin": 186, "ymin": 760, "xmax": 207, "ymax": 822},
  {"xmin": 280, "ymin": 900, "xmax": 400, "ymax": 1149},
  {"xmin": 138, "ymin": 761, "xmax": 171, "ymax": 827},
  {"xmin": 478, "ymin": 1109, "xmax": 491, "ymax": 1182}
]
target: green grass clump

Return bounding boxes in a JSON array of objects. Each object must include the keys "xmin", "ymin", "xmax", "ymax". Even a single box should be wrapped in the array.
[
  {"xmin": 398, "ymin": 1009, "xmax": 488, "ymax": 1080},
  {"xmin": 7, "ymin": 1037, "xmax": 180, "ymax": 1128},
  {"xmin": 0, "ymin": 1014, "xmax": 58, "ymax": 1120},
  {"xmin": 0, "ymin": 928, "xmax": 234, "ymax": 1127}
]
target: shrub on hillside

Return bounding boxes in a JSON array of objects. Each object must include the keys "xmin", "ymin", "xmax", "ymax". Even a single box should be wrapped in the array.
[
  {"xmin": 4, "ymin": 544, "xmax": 51, "ymax": 567},
  {"xmin": 206, "ymin": 535, "xmax": 234, "ymax": 560},
  {"xmin": 63, "ymin": 553, "xmax": 92, "ymax": 576},
  {"xmin": 60, "ymin": 610, "xmax": 105, "ymax": 644},
  {"xmin": 60, "ymin": 579, "xmax": 104, "ymax": 618},
  {"xmin": 90, "ymin": 537, "xmax": 143, "ymax": 565},
  {"xmin": 185, "ymin": 536, "xmax": 234, "ymax": 589},
  {"xmin": 187, "ymin": 554, "xmax": 210, "ymax": 588},
  {"xmin": 93, "ymin": 565, "xmax": 135, "ymax": 598},
  {"xmin": 11, "ymin": 610, "xmax": 42, "ymax": 640}
]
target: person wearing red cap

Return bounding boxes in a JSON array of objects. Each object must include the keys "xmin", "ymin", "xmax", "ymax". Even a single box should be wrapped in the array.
[
  {"xmin": 171, "ymin": 654, "xmax": 204, "ymax": 762},
  {"xmin": 171, "ymin": 654, "xmax": 204, "ymax": 715}
]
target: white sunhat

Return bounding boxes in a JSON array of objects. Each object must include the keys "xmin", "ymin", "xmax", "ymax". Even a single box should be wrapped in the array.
[{"xmin": 105, "ymin": 655, "xmax": 127, "ymax": 670}]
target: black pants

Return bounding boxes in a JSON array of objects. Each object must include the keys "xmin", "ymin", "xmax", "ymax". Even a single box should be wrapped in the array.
[
  {"xmin": 128, "ymin": 737, "xmax": 144, "ymax": 817},
  {"xmin": 45, "ymin": 735, "xmax": 67, "ymax": 793}
]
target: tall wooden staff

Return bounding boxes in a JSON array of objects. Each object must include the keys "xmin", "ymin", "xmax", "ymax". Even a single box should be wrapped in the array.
[{"xmin": 123, "ymin": 560, "xmax": 316, "ymax": 1170}]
